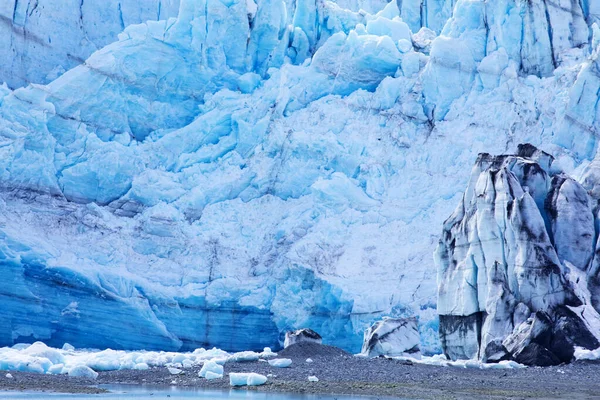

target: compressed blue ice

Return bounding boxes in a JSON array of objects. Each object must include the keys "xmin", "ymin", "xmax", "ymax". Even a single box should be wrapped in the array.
[{"xmin": 0, "ymin": 0, "xmax": 599, "ymax": 355}]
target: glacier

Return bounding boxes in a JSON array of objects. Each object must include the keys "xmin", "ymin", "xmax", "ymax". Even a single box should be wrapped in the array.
[
  {"xmin": 0, "ymin": 0, "xmax": 599, "ymax": 356},
  {"xmin": 436, "ymin": 144, "xmax": 600, "ymax": 365}
]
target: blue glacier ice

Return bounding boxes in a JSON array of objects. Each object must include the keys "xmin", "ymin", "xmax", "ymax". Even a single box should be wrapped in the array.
[{"xmin": 0, "ymin": 0, "xmax": 599, "ymax": 356}]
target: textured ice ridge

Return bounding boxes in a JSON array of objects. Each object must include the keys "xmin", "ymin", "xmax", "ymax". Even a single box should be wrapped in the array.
[{"xmin": 437, "ymin": 144, "xmax": 600, "ymax": 365}]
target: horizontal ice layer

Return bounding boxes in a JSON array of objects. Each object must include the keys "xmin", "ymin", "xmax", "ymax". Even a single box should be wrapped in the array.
[{"xmin": 0, "ymin": 0, "xmax": 599, "ymax": 356}]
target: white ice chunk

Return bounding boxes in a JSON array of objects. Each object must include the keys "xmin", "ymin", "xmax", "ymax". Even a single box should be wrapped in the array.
[
  {"xmin": 229, "ymin": 372, "xmax": 268, "ymax": 386},
  {"xmin": 228, "ymin": 351, "xmax": 260, "ymax": 362},
  {"xmin": 168, "ymin": 367, "xmax": 183, "ymax": 375},
  {"xmin": 205, "ymin": 371, "xmax": 222, "ymax": 380},
  {"xmin": 62, "ymin": 343, "xmax": 75, "ymax": 352},
  {"xmin": 267, "ymin": 358, "xmax": 292, "ymax": 368},
  {"xmin": 68, "ymin": 365, "xmax": 99, "ymax": 379},
  {"xmin": 247, "ymin": 373, "xmax": 268, "ymax": 386},
  {"xmin": 199, "ymin": 360, "xmax": 224, "ymax": 378}
]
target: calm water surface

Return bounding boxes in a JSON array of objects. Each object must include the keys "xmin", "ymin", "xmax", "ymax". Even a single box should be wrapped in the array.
[{"xmin": 0, "ymin": 385, "xmax": 398, "ymax": 399}]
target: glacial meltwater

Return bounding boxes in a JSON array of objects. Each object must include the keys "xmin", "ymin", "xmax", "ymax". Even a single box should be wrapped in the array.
[{"xmin": 0, "ymin": 386, "xmax": 397, "ymax": 400}]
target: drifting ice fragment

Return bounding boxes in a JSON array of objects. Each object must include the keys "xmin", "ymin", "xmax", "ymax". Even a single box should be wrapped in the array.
[{"xmin": 308, "ymin": 376, "xmax": 319, "ymax": 382}]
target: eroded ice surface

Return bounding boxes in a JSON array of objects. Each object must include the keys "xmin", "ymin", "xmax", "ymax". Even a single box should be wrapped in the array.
[
  {"xmin": 0, "ymin": 0, "xmax": 599, "ymax": 355},
  {"xmin": 436, "ymin": 145, "xmax": 600, "ymax": 365}
]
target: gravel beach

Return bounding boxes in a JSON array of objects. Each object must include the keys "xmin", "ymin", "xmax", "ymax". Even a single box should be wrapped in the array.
[{"xmin": 1, "ymin": 343, "xmax": 600, "ymax": 399}]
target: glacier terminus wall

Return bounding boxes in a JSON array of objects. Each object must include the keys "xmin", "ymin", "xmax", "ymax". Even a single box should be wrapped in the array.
[{"xmin": 0, "ymin": 0, "xmax": 599, "ymax": 355}]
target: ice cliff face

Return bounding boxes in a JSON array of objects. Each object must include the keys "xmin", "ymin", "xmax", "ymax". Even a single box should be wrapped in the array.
[
  {"xmin": 0, "ymin": 0, "xmax": 181, "ymax": 89},
  {"xmin": 0, "ymin": 0, "xmax": 599, "ymax": 354},
  {"xmin": 0, "ymin": 0, "xmax": 401, "ymax": 89},
  {"xmin": 436, "ymin": 144, "xmax": 600, "ymax": 365}
]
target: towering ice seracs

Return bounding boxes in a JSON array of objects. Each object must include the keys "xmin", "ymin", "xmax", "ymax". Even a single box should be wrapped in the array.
[
  {"xmin": 0, "ymin": 0, "xmax": 400, "ymax": 88},
  {"xmin": 436, "ymin": 145, "xmax": 600, "ymax": 366},
  {"xmin": 0, "ymin": 0, "xmax": 181, "ymax": 89},
  {"xmin": 0, "ymin": 0, "xmax": 599, "ymax": 355}
]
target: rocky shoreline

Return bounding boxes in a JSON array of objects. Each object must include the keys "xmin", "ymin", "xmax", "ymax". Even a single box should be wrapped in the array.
[{"xmin": 1, "ymin": 344, "xmax": 600, "ymax": 399}]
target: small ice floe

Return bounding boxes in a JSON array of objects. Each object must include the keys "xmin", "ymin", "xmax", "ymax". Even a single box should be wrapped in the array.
[
  {"xmin": 5, "ymin": 373, "xmax": 13, "ymax": 379},
  {"xmin": 199, "ymin": 360, "xmax": 224, "ymax": 379},
  {"xmin": 268, "ymin": 358, "xmax": 292, "ymax": 368},
  {"xmin": 168, "ymin": 367, "xmax": 183, "ymax": 375},
  {"xmin": 266, "ymin": 374, "xmax": 276, "ymax": 378},
  {"xmin": 305, "ymin": 358, "xmax": 313, "ymax": 363},
  {"xmin": 68, "ymin": 365, "xmax": 98, "ymax": 379},
  {"xmin": 229, "ymin": 372, "xmax": 268, "ymax": 386},
  {"xmin": 308, "ymin": 376, "xmax": 319, "ymax": 382},
  {"xmin": 170, "ymin": 380, "xmax": 177, "ymax": 385}
]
